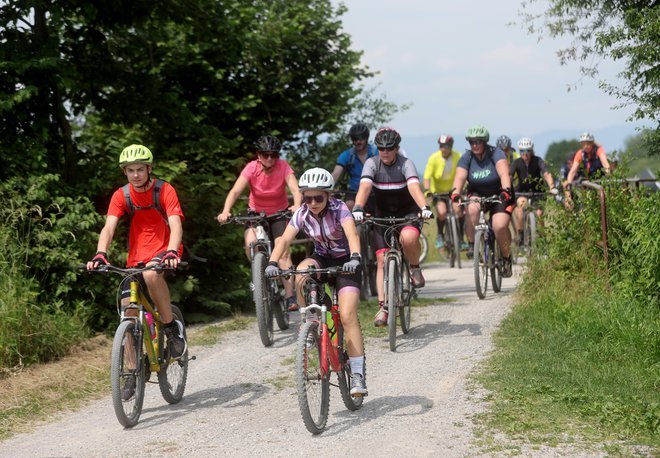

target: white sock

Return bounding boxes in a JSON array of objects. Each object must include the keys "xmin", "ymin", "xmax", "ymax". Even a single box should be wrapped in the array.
[{"xmin": 349, "ymin": 356, "xmax": 364, "ymax": 377}]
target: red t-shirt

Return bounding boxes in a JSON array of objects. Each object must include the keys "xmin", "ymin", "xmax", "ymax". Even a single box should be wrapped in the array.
[
  {"xmin": 107, "ymin": 181, "xmax": 184, "ymax": 266},
  {"xmin": 239, "ymin": 159, "xmax": 294, "ymax": 215}
]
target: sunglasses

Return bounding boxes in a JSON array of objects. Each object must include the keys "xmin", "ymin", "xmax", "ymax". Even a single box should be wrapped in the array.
[
  {"xmin": 303, "ymin": 195, "xmax": 326, "ymax": 204},
  {"xmin": 258, "ymin": 151, "xmax": 279, "ymax": 159},
  {"xmin": 468, "ymin": 140, "xmax": 485, "ymax": 146},
  {"xmin": 351, "ymin": 136, "xmax": 367, "ymax": 142},
  {"xmin": 439, "ymin": 143, "xmax": 451, "ymax": 148},
  {"xmin": 377, "ymin": 147, "xmax": 396, "ymax": 152},
  {"xmin": 520, "ymin": 149, "xmax": 532, "ymax": 154}
]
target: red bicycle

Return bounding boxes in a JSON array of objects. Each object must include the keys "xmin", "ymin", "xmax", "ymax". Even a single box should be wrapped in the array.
[{"xmin": 278, "ymin": 266, "xmax": 364, "ymax": 434}]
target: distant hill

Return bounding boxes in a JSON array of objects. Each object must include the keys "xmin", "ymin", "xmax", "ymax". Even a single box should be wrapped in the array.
[{"xmin": 400, "ymin": 124, "xmax": 646, "ymax": 172}]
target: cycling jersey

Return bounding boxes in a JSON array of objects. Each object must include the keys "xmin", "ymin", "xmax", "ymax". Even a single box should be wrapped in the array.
[
  {"xmin": 504, "ymin": 149, "xmax": 520, "ymax": 165},
  {"xmin": 289, "ymin": 197, "xmax": 352, "ymax": 258},
  {"xmin": 423, "ymin": 149, "xmax": 461, "ymax": 193},
  {"xmin": 107, "ymin": 181, "xmax": 184, "ymax": 267},
  {"xmin": 239, "ymin": 159, "xmax": 294, "ymax": 215},
  {"xmin": 360, "ymin": 154, "xmax": 420, "ymax": 216},
  {"xmin": 572, "ymin": 144, "xmax": 607, "ymax": 178},
  {"xmin": 510, "ymin": 156, "xmax": 549, "ymax": 193},
  {"xmin": 336, "ymin": 144, "xmax": 378, "ymax": 191},
  {"xmin": 457, "ymin": 146, "xmax": 507, "ymax": 197}
]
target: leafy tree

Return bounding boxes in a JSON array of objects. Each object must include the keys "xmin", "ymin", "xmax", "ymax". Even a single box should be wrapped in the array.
[
  {"xmin": 519, "ymin": 0, "xmax": 660, "ymax": 154},
  {"xmin": 545, "ymin": 139, "xmax": 581, "ymax": 173}
]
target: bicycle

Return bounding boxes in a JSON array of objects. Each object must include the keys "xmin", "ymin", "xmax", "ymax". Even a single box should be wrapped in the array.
[
  {"xmin": 356, "ymin": 218, "xmax": 378, "ymax": 298},
  {"xmin": 431, "ymin": 193, "xmax": 462, "ymax": 268},
  {"xmin": 223, "ymin": 211, "xmax": 291, "ymax": 347},
  {"xmin": 276, "ymin": 266, "xmax": 364, "ymax": 434},
  {"xmin": 460, "ymin": 196, "xmax": 504, "ymax": 299},
  {"xmin": 366, "ymin": 215, "xmax": 422, "ymax": 351},
  {"xmin": 84, "ymin": 263, "xmax": 192, "ymax": 428}
]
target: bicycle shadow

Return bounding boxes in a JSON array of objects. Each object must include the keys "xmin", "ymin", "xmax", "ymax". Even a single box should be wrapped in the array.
[
  {"xmin": 324, "ymin": 394, "xmax": 434, "ymax": 436},
  {"xmin": 132, "ymin": 382, "xmax": 269, "ymax": 429},
  {"xmin": 388, "ymin": 319, "xmax": 482, "ymax": 354}
]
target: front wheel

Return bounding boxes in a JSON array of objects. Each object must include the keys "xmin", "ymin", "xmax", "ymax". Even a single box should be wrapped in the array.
[
  {"xmin": 399, "ymin": 263, "xmax": 412, "ymax": 334},
  {"xmin": 449, "ymin": 216, "xmax": 462, "ymax": 269},
  {"xmin": 252, "ymin": 252, "xmax": 274, "ymax": 347},
  {"xmin": 386, "ymin": 258, "xmax": 399, "ymax": 352},
  {"xmin": 418, "ymin": 231, "xmax": 428, "ymax": 264},
  {"xmin": 158, "ymin": 305, "xmax": 189, "ymax": 404},
  {"xmin": 490, "ymin": 238, "xmax": 502, "ymax": 293},
  {"xmin": 111, "ymin": 320, "xmax": 146, "ymax": 428},
  {"xmin": 296, "ymin": 321, "xmax": 330, "ymax": 434},
  {"xmin": 474, "ymin": 230, "xmax": 489, "ymax": 299}
]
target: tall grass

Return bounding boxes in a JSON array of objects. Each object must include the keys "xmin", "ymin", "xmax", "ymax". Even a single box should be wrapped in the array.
[{"xmin": 476, "ymin": 183, "xmax": 660, "ymax": 449}]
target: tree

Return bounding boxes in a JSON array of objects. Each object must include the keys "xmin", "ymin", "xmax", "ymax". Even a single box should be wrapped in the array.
[
  {"xmin": 519, "ymin": 0, "xmax": 660, "ymax": 154},
  {"xmin": 545, "ymin": 138, "xmax": 581, "ymax": 173}
]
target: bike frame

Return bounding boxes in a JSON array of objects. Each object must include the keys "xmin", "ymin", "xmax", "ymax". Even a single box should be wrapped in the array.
[{"xmin": 122, "ymin": 278, "xmax": 164, "ymax": 372}]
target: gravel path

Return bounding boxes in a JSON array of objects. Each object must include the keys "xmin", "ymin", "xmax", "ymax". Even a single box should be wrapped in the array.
[{"xmin": 0, "ymin": 261, "xmax": 604, "ymax": 457}]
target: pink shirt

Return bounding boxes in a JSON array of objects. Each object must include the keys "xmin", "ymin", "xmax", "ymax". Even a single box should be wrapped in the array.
[{"xmin": 240, "ymin": 159, "xmax": 294, "ymax": 215}]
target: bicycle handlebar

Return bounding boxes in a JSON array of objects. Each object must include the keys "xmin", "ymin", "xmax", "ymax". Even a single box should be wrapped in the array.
[
  {"xmin": 275, "ymin": 266, "xmax": 350, "ymax": 279},
  {"xmin": 364, "ymin": 215, "xmax": 424, "ymax": 225},
  {"xmin": 458, "ymin": 195, "xmax": 502, "ymax": 206},
  {"xmin": 81, "ymin": 262, "xmax": 188, "ymax": 276},
  {"xmin": 221, "ymin": 210, "xmax": 291, "ymax": 225}
]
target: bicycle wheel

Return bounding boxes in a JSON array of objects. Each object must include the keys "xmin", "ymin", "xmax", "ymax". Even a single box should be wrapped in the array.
[
  {"xmin": 158, "ymin": 305, "xmax": 189, "ymax": 404},
  {"xmin": 450, "ymin": 216, "xmax": 462, "ymax": 269},
  {"xmin": 444, "ymin": 219, "xmax": 455, "ymax": 268},
  {"xmin": 525, "ymin": 212, "xmax": 537, "ymax": 258},
  {"xmin": 490, "ymin": 237, "xmax": 502, "ymax": 293},
  {"xmin": 367, "ymin": 253, "xmax": 378, "ymax": 297},
  {"xmin": 399, "ymin": 262, "xmax": 412, "ymax": 334},
  {"xmin": 337, "ymin": 343, "xmax": 365, "ymax": 411},
  {"xmin": 509, "ymin": 220, "xmax": 519, "ymax": 265},
  {"xmin": 272, "ymin": 283, "xmax": 290, "ymax": 330},
  {"xmin": 418, "ymin": 231, "xmax": 428, "ymax": 264},
  {"xmin": 111, "ymin": 320, "xmax": 146, "ymax": 428},
  {"xmin": 386, "ymin": 257, "xmax": 399, "ymax": 352},
  {"xmin": 252, "ymin": 251, "xmax": 274, "ymax": 346},
  {"xmin": 359, "ymin": 226, "xmax": 370, "ymax": 300},
  {"xmin": 296, "ymin": 320, "xmax": 330, "ymax": 434},
  {"xmin": 473, "ymin": 230, "xmax": 489, "ymax": 299}
]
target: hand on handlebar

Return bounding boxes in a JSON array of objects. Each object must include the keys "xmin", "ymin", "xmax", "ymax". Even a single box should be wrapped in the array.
[
  {"xmin": 342, "ymin": 253, "xmax": 361, "ymax": 273},
  {"xmin": 352, "ymin": 204, "xmax": 364, "ymax": 222},
  {"xmin": 420, "ymin": 206, "xmax": 433, "ymax": 219},
  {"xmin": 160, "ymin": 249, "xmax": 180, "ymax": 269},
  {"xmin": 217, "ymin": 211, "xmax": 231, "ymax": 224},
  {"xmin": 87, "ymin": 251, "xmax": 109, "ymax": 270},
  {"xmin": 265, "ymin": 261, "xmax": 280, "ymax": 278}
]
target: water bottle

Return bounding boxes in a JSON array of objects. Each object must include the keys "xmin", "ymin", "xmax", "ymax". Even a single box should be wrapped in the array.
[
  {"xmin": 145, "ymin": 312, "xmax": 156, "ymax": 342},
  {"xmin": 255, "ymin": 225, "xmax": 267, "ymax": 241},
  {"xmin": 326, "ymin": 310, "xmax": 337, "ymax": 346}
]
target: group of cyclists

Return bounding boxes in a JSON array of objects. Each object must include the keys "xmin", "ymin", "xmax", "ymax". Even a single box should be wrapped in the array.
[{"xmin": 86, "ymin": 123, "xmax": 611, "ymax": 401}]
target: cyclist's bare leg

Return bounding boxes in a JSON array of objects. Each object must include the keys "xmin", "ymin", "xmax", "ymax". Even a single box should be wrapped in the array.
[
  {"xmin": 294, "ymin": 258, "xmax": 319, "ymax": 307},
  {"xmin": 492, "ymin": 212, "xmax": 512, "ymax": 258},
  {"xmin": 400, "ymin": 227, "xmax": 421, "ymax": 265},
  {"xmin": 243, "ymin": 227, "xmax": 257, "ymax": 260},
  {"xmin": 337, "ymin": 289, "xmax": 364, "ymax": 356},
  {"xmin": 120, "ymin": 297, "xmax": 137, "ymax": 368},
  {"xmin": 513, "ymin": 196, "xmax": 527, "ymax": 233},
  {"xmin": 143, "ymin": 269, "xmax": 174, "ymax": 324},
  {"xmin": 435, "ymin": 200, "xmax": 448, "ymax": 236},
  {"xmin": 465, "ymin": 201, "xmax": 481, "ymax": 243},
  {"xmin": 275, "ymin": 236, "xmax": 295, "ymax": 298},
  {"xmin": 375, "ymin": 250, "xmax": 386, "ymax": 302}
]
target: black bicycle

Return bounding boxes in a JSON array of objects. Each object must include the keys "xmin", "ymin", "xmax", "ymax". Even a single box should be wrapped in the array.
[
  {"xmin": 432, "ymin": 193, "xmax": 462, "ymax": 268},
  {"xmin": 223, "ymin": 211, "xmax": 291, "ymax": 346}
]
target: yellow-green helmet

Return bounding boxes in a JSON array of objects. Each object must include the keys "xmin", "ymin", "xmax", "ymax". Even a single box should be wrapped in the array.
[
  {"xmin": 465, "ymin": 125, "xmax": 490, "ymax": 142},
  {"xmin": 119, "ymin": 144, "xmax": 153, "ymax": 168}
]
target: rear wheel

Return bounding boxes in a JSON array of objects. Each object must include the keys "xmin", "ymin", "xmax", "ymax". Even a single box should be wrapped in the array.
[
  {"xmin": 386, "ymin": 257, "xmax": 399, "ymax": 351},
  {"xmin": 111, "ymin": 320, "xmax": 145, "ymax": 428},
  {"xmin": 399, "ymin": 263, "xmax": 412, "ymax": 334},
  {"xmin": 272, "ymin": 283, "xmax": 290, "ymax": 330},
  {"xmin": 474, "ymin": 230, "xmax": 488, "ymax": 299},
  {"xmin": 490, "ymin": 237, "xmax": 502, "ymax": 293},
  {"xmin": 252, "ymin": 252, "xmax": 274, "ymax": 346},
  {"xmin": 418, "ymin": 232, "xmax": 428, "ymax": 264},
  {"xmin": 444, "ymin": 218, "xmax": 455, "ymax": 268},
  {"xmin": 158, "ymin": 305, "xmax": 189, "ymax": 404},
  {"xmin": 449, "ymin": 215, "xmax": 462, "ymax": 269},
  {"xmin": 525, "ymin": 212, "xmax": 537, "ymax": 258},
  {"xmin": 296, "ymin": 320, "xmax": 330, "ymax": 434}
]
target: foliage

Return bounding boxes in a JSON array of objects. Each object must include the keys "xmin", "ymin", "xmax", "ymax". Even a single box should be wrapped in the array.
[
  {"xmin": 544, "ymin": 138, "xmax": 581, "ymax": 172},
  {"xmin": 519, "ymin": 0, "xmax": 660, "ymax": 155}
]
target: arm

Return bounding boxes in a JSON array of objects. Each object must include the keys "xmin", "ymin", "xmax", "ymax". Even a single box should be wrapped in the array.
[
  {"xmin": 331, "ymin": 164, "xmax": 345, "ymax": 184},
  {"xmin": 218, "ymin": 176, "xmax": 249, "ymax": 222},
  {"xmin": 166, "ymin": 215, "xmax": 183, "ymax": 251},
  {"xmin": 598, "ymin": 149, "xmax": 611, "ymax": 175},
  {"xmin": 285, "ymin": 172, "xmax": 301, "ymax": 212},
  {"xmin": 496, "ymin": 159, "xmax": 512, "ymax": 191},
  {"xmin": 452, "ymin": 168, "xmax": 467, "ymax": 196},
  {"xmin": 407, "ymin": 180, "xmax": 429, "ymax": 209},
  {"xmin": 86, "ymin": 215, "xmax": 120, "ymax": 269},
  {"xmin": 269, "ymin": 224, "xmax": 298, "ymax": 264},
  {"xmin": 543, "ymin": 171, "xmax": 555, "ymax": 189},
  {"xmin": 565, "ymin": 160, "xmax": 581, "ymax": 185},
  {"xmin": 341, "ymin": 217, "xmax": 361, "ymax": 255},
  {"xmin": 423, "ymin": 178, "xmax": 431, "ymax": 193},
  {"xmin": 354, "ymin": 180, "xmax": 372, "ymax": 209}
]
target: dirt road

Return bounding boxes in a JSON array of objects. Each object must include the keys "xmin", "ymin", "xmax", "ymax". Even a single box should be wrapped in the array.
[{"xmin": 1, "ymin": 261, "xmax": 539, "ymax": 457}]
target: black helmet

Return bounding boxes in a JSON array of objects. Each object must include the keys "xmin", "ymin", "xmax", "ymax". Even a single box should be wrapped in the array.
[
  {"xmin": 374, "ymin": 127, "xmax": 401, "ymax": 149},
  {"xmin": 254, "ymin": 135, "xmax": 282, "ymax": 153},
  {"xmin": 349, "ymin": 122, "xmax": 370, "ymax": 140},
  {"xmin": 496, "ymin": 135, "xmax": 512, "ymax": 149}
]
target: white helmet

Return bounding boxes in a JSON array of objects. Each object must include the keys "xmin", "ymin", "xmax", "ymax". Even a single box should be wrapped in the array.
[
  {"xmin": 517, "ymin": 137, "xmax": 534, "ymax": 151},
  {"xmin": 579, "ymin": 132, "xmax": 595, "ymax": 142},
  {"xmin": 299, "ymin": 167, "xmax": 334, "ymax": 191}
]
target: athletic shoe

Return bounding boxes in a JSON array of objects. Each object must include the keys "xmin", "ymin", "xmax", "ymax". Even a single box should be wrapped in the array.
[
  {"xmin": 502, "ymin": 256, "xmax": 513, "ymax": 278},
  {"xmin": 460, "ymin": 241, "xmax": 470, "ymax": 250},
  {"xmin": 164, "ymin": 320, "xmax": 187, "ymax": 359},
  {"xmin": 350, "ymin": 373, "xmax": 368, "ymax": 396},
  {"xmin": 435, "ymin": 234, "xmax": 444, "ymax": 249},
  {"xmin": 373, "ymin": 307, "xmax": 388, "ymax": 327},
  {"xmin": 410, "ymin": 267, "xmax": 425, "ymax": 288},
  {"xmin": 121, "ymin": 375, "xmax": 136, "ymax": 401},
  {"xmin": 286, "ymin": 296, "xmax": 299, "ymax": 311},
  {"xmin": 467, "ymin": 243, "xmax": 474, "ymax": 259}
]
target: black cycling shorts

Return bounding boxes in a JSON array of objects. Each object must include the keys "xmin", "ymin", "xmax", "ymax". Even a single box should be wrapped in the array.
[{"xmin": 309, "ymin": 253, "xmax": 361, "ymax": 295}]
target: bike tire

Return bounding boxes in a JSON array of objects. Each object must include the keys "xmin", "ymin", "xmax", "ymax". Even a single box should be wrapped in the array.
[
  {"xmin": 386, "ymin": 258, "xmax": 399, "ymax": 351},
  {"xmin": 367, "ymin": 259, "xmax": 378, "ymax": 297},
  {"xmin": 418, "ymin": 231, "xmax": 428, "ymax": 264},
  {"xmin": 509, "ymin": 220, "xmax": 519, "ymax": 265},
  {"xmin": 337, "ymin": 348, "xmax": 365, "ymax": 411},
  {"xmin": 359, "ymin": 227, "xmax": 370, "ymax": 300},
  {"xmin": 273, "ymin": 286, "xmax": 290, "ymax": 331},
  {"xmin": 158, "ymin": 305, "xmax": 189, "ymax": 404},
  {"xmin": 526, "ymin": 212, "xmax": 537, "ymax": 258},
  {"xmin": 111, "ymin": 320, "xmax": 146, "ymax": 428},
  {"xmin": 252, "ymin": 252, "xmax": 274, "ymax": 347},
  {"xmin": 474, "ymin": 230, "xmax": 488, "ymax": 299},
  {"xmin": 450, "ymin": 215, "xmax": 462, "ymax": 269},
  {"xmin": 399, "ymin": 263, "xmax": 412, "ymax": 334},
  {"xmin": 296, "ymin": 320, "xmax": 330, "ymax": 434},
  {"xmin": 491, "ymin": 239, "xmax": 502, "ymax": 293},
  {"xmin": 444, "ymin": 218, "xmax": 455, "ymax": 268}
]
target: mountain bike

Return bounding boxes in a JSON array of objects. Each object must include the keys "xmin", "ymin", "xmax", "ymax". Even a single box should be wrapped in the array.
[
  {"xmin": 277, "ymin": 266, "xmax": 364, "ymax": 434},
  {"xmin": 367, "ymin": 215, "xmax": 422, "ymax": 351},
  {"xmin": 461, "ymin": 196, "xmax": 504, "ymax": 299},
  {"xmin": 356, "ymin": 218, "xmax": 378, "ymax": 298},
  {"xmin": 431, "ymin": 193, "xmax": 462, "ymax": 268},
  {"xmin": 84, "ymin": 263, "xmax": 192, "ymax": 428},
  {"xmin": 223, "ymin": 211, "xmax": 291, "ymax": 346}
]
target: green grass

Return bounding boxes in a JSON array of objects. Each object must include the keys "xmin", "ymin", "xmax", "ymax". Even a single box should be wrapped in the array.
[{"xmin": 187, "ymin": 314, "xmax": 253, "ymax": 346}]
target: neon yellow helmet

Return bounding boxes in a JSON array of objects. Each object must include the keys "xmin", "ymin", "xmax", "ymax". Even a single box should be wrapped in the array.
[{"xmin": 119, "ymin": 144, "xmax": 153, "ymax": 169}]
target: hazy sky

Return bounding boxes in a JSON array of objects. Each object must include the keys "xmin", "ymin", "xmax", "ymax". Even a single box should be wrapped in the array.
[{"xmin": 335, "ymin": 0, "xmax": 647, "ymax": 140}]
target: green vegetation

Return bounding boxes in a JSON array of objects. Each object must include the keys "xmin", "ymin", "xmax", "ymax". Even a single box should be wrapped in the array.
[{"xmin": 476, "ymin": 170, "xmax": 660, "ymax": 450}]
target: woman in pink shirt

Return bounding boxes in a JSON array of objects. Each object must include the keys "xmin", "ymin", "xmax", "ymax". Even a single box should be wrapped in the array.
[{"xmin": 217, "ymin": 135, "xmax": 301, "ymax": 309}]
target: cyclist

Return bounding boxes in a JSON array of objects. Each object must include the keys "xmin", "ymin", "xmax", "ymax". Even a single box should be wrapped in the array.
[
  {"xmin": 352, "ymin": 127, "xmax": 433, "ymax": 327},
  {"xmin": 265, "ymin": 168, "xmax": 367, "ymax": 396},
  {"xmin": 565, "ymin": 131, "xmax": 611, "ymax": 185},
  {"xmin": 509, "ymin": 137, "xmax": 558, "ymax": 248},
  {"xmin": 217, "ymin": 135, "xmax": 301, "ymax": 311},
  {"xmin": 496, "ymin": 135, "xmax": 520, "ymax": 166},
  {"xmin": 423, "ymin": 134, "xmax": 464, "ymax": 249},
  {"xmin": 86, "ymin": 144, "xmax": 187, "ymax": 365},
  {"xmin": 331, "ymin": 122, "xmax": 378, "ymax": 210},
  {"xmin": 451, "ymin": 125, "xmax": 515, "ymax": 277}
]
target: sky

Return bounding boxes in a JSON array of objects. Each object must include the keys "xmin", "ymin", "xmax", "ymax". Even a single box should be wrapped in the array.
[{"xmin": 334, "ymin": 0, "xmax": 648, "ymax": 155}]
